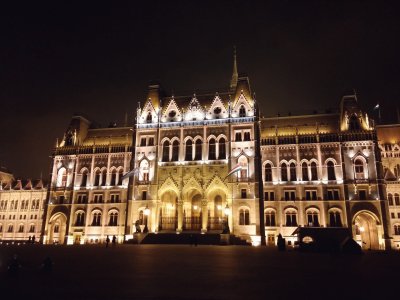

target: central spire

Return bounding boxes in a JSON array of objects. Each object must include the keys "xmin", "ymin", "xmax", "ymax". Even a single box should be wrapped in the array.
[{"xmin": 230, "ymin": 46, "xmax": 238, "ymax": 91}]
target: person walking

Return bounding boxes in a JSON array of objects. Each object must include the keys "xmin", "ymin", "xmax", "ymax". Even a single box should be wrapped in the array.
[
  {"xmin": 105, "ymin": 235, "xmax": 110, "ymax": 248},
  {"xmin": 112, "ymin": 235, "xmax": 116, "ymax": 246}
]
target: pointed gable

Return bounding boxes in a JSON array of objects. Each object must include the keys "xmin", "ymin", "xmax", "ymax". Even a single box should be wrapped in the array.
[
  {"xmin": 185, "ymin": 95, "xmax": 205, "ymax": 121},
  {"xmin": 139, "ymin": 100, "xmax": 159, "ymax": 124},
  {"xmin": 207, "ymin": 94, "xmax": 228, "ymax": 119},
  {"xmin": 24, "ymin": 179, "xmax": 33, "ymax": 190},
  {"xmin": 161, "ymin": 97, "xmax": 182, "ymax": 122}
]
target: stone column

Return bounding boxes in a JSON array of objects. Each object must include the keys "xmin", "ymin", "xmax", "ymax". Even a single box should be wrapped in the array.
[
  {"xmin": 201, "ymin": 199, "xmax": 208, "ymax": 233},
  {"xmin": 177, "ymin": 200, "xmax": 183, "ymax": 232}
]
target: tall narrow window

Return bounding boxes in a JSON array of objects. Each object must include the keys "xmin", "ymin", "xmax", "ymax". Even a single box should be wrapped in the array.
[
  {"xmin": 185, "ymin": 140, "xmax": 193, "ymax": 161},
  {"xmin": 349, "ymin": 115, "xmax": 360, "ymax": 131},
  {"xmin": 388, "ymin": 193, "xmax": 393, "ymax": 206},
  {"xmin": 101, "ymin": 170, "xmax": 107, "ymax": 186},
  {"xmin": 109, "ymin": 212, "xmax": 118, "ymax": 226},
  {"xmin": 306, "ymin": 211, "xmax": 319, "ymax": 227},
  {"xmin": 209, "ymin": 138, "xmax": 216, "ymax": 160},
  {"xmin": 235, "ymin": 132, "xmax": 242, "ymax": 141},
  {"xmin": 171, "ymin": 140, "xmax": 179, "ymax": 161},
  {"xmin": 118, "ymin": 169, "xmax": 123, "ymax": 185},
  {"xmin": 239, "ymin": 209, "xmax": 250, "ymax": 225},
  {"xmin": 311, "ymin": 162, "xmax": 318, "ymax": 180},
  {"xmin": 327, "ymin": 161, "xmax": 336, "ymax": 180},
  {"xmin": 281, "ymin": 163, "xmax": 288, "ymax": 181},
  {"xmin": 162, "ymin": 141, "xmax": 170, "ymax": 162},
  {"xmin": 239, "ymin": 105, "xmax": 246, "ymax": 117},
  {"xmin": 265, "ymin": 211, "xmax": 276, "ymax": 226},
  {"xmin": 290, "ymin": 163, "xmax": 296, "ymax": 181},
  {"xmin": 146, "ymin": 112, "xmax": 152, "ymax": 123},
  {"xmin": 218, "ymin": 138, "xmax": 226, "ymax": 159},
  {"xmin": 354, "ymin": 159, "xmax": 364, "ymax": 179},
  {"xmin": 243, "ymin": 132, "xmax": 250, "ymax": 141},
  {"xmin": 195, "ymin": 139, "xmax": 202, "ymax": 160},
  {"xmin": 94, "ymin": 170, "xmax": 101, "ymax": 186},
  {"xmin": 57, "ymin": 167, "xmax": 67, "ymax": 187},
  {"xmin": 265, "ymin": 163, "xmax": 272, "ymax": 182},
  {"xmin": 302, "ymin": 162, "xmax": 309, "ymax": 181},
  {"xmin": 329, "ymin": 211, "xmax": 342, "ymax": 227},
  {"xmin": 285, "ymin": 211, "xmax": 297, "ymax": 226},
  {"xmin": 81, "ymin": 170, "xmax": 88, "ymax": 187},
  {"xmin": 110, "ymin": 170, "xmax": 117, "ymax": 186}
]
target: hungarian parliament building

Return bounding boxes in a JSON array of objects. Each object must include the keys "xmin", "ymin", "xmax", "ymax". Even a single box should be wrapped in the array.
[{"xmin": 1, "ymin": 57, "xmax": 400, "ymax": 250}]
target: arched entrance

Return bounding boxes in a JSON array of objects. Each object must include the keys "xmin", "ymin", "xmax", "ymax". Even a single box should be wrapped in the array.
[
  {"xmin": 184, "ymin": 191, "xmax": 202, "ymax": 231},
  {"xmin": 353, "ymin": 211, "xmax": 380, "ymax": 250},
  {"xmin": 48, "ymin": 213, "xmax": 68, "ymax": 245},
  {"xmin": 207, "ymin": 189, "xmax": 227, "ymax": 232},
  {"xmin": 160, "ymin": 191, "xmax": 178, "ymax": 231}
]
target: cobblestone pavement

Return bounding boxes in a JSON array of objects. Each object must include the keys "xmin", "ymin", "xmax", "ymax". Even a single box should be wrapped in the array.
[{"xmin": 1, "ymin": 244, "xmax": 399, "ymax": 299}]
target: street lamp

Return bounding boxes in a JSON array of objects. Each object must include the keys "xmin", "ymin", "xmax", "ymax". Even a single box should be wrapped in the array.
[
  {"xmin": 144, "ymin": 205, "xmax": 150, "ymax": 233},
  {"xmin": 223, "ymin": 204, "xmax": 230, "ymax": 234}
]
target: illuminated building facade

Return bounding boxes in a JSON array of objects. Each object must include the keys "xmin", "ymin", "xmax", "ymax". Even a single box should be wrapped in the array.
[
  {"xmin": 0, "ymin": 179, "xmax": 46, "ymax": 242},
  {"xmin": 43, "ymin": 115, "xmax": 132, "ymax": 244},
  {"xmin": 41, "ymin": 56, "xmax": 392, "ymax": 249},
  {"xmin": 377, "ymin": 124, "xmax": 400, "ymax": 249}
]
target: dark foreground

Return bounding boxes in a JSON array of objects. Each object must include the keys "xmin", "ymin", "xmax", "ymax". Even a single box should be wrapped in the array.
[{"xmin": 1, "ymin": 244, "xmax": 399, "ymax": 300}]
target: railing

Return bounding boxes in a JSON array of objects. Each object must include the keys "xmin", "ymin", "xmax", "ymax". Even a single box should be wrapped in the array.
[
  {"xmin": 207, "ymin": 217, "xmax": 223, "ymax": 230},
  {"xmin": 183, "ymin": 217, "xmax": 201, "ymax": 230},
  {"xmin": 160, "ymin": 217, "xmax": 177, "ymax": 230}
]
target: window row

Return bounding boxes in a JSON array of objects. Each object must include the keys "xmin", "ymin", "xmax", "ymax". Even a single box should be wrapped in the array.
[
  {"xmin": 75, "ymin": 193, "xmax": 120, "ymax": 204},
  {"xmin": 0, "ymin": 214, "xmax": 39, "ymax": 220},
  {"xmin": 74, "ymin": 211, "xmax": 119, "ymax": 227},
  {"xmin": 162, "ymin": 138, "xmax": 227, "ymax": 162},
  {"xmin": 264, "ymin": 210, "xmax": 342, "ymax": 227},
  {"xmin": 57, "ymin": 167, "xmax": 126, "ymax": 188},
  {"xmin": 0, "ymin": 200, "xmax": 41, "ymax": 211},
  {"xmin": 264, "ymin": 189, "xmax": 341, "ymax": 201},
  {"xmin": 0, "ymin": 224, "xmax": 36, "ymax": 233},
  {"xmin": 388, "ymin": 193, "xmax": 400, "ymax": 206}
]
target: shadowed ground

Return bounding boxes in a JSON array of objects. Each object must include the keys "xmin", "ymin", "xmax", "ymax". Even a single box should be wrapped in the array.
[{"xmin": 0, "ymin": 244, "xmax": 399, "ymax": 300}]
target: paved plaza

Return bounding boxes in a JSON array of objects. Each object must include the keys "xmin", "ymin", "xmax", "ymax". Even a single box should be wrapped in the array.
[{"xmin": 1, "ymin": 244, "xmax": 399, "ymax": 299}]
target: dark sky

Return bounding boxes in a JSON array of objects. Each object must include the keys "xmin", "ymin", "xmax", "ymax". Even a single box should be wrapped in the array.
[{"xmin": 1, "ymin": 0, "xmax": 399, "ymax": 179}]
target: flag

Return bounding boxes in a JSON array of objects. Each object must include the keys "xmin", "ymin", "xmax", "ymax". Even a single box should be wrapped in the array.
[
  {"xmin": 225, "ymin": 164, "xmax": 242, "ymax": 180},
  {"xmin": 373, "ymin": 103, "xmax": 380, "ymax": 110},
  {"xmin": 121, "ymin": 167, "xmax": 140, "ymax": 180}
]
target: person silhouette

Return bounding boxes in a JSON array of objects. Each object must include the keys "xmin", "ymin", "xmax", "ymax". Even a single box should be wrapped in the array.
[
  {"xmin": 106, "ymin": 235, "xmax": 110, "ymax": 248},
  {"xmin": 112, "ymin": 235, "xmax": 116, "ymax": 246}
]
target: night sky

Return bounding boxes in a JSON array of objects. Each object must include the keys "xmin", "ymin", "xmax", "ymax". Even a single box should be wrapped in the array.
[{"xmin": 1, "ymin": 1, "xmax": 399, "ymax": 179}]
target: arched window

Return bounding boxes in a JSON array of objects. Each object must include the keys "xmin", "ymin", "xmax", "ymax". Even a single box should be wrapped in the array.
[
  {"xmin": 171, "ymin": 140, "xmax": 179, "ymax": 161},
  {"xmin": 118, "ymin": 169, "xmax": 124, "ymax": 185},
  {"xmin": 327, "ymin": 161, "xmax": 336, "ymax": 180},
  {"xmin": 110, "ymin": 169, "xmax": 117, "ymax": 186},
  {"xmin": 265, "ymin": 210, "xmax": 276, "ymax": 226},
  {"xmin": 81, "ymin": 170, "xmax": 88, "ymax": 187},
  {"xmin": 218, "ymin": 138, "xmax": 226, "ymax": 159},
  {"xmin": 185, "ymin": 140, "xmax": 193, "ymax": 161},
  {"xmin": 285, "ymin": 210, "xmax": 297, "ymax": 226},
  {"xmin": 139, "ymin": 210, "xmax": 144, "ymax": 225},
  {"xmin": 75, "ymin": 212, "xmax": 85, "ymax": 226},
  {"xmin": 56, "ymin": 167, "xmax": 67, "ymax": 187},
  {"xmin": 281, "ymin": 163, "xmax": 288, "ymax": 181},
  {"xmin": 239, "ymin": 105, "xmax": 246, "ymax": 117},
  {"xmin": 146, "ymin": 112, "xmax": 152, "ymax": 123},
  {"xmin": 310, "ymin": 162, "xmax": 318, "ymax": 181},
  {"xmin": 239, "ymin": 208, "xmax": 250, "ymax": 225},
  {"xmin": 239, "ymin": 156, "xmax": 248, "ymax": 179},
  {"xmin": 209, "ymin": 138, "xmax": 216, "ymax": 160},
  {"xmin": 302, "ymin": 162, "xmax": 309, "ymax": 181},
  {"xmin": 0, "ymin": 224, "xmax": 2, "ymax": 232},
  {"xmin": 195, "ymin": 139, "xmax": 202, "ymax": 160},
  {"xmin": 354, "ymin": 159, "xmax": 364, "ymax": 179},
  {"xmin": 109, "ymin": 212, "xmax": 118, "ymax": 226},
  {"xmin": 140, "ymin": 160, "xmax": 149, "ymax": 181},
  {"xmin": 162, "ymin": 140, "xmax": 170, "ymax": 162},
  {"xmin": 349, "ymin": 115, "xmax": 360, "ymax": 131},
  {"xmin": 264, "ymin": 163, "xmax": 272, "ymax": 182},
  {"xmin": 306, "ymin": 211, "xmax": 319, "ymax": 227},
  {"xmin": 394, "ymin": 225, "xmax": 400, "ymax": 235},
  {"xmin": 395, "ymin": 193, "xmax": 400, "ymax": 206},
  {"xmin": 243, "ymin": 132, "xmax": 250, "ymax": 141},
  {"xmin": 290, "ymin": 162, "xmax": 296, "ymax": 181},
  {"xmin": 94, "ymin": 169, "xmax": 101, "ymax": 186},
  {"xmin": 101, "ymin": 169, "xmax": 107, "ymax": 186},
  {"xmin": 388, "ymin": 193, "xmax": 394, "ymax": 206},
  {"xmin": 329, "ymin": 211, "xmax": 342, "ymax": 227},
  {"xmin": 92, "ymin": 212, "xmax": 102, "ymax": 226}
]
